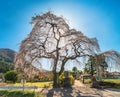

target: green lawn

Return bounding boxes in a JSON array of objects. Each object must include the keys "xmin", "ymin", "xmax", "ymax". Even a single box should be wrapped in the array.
[
  {"xmin": 0, "ymin": 90, "xmax": 43, "ymax": 97},
  {"xmin": 14, "ymin": 81, "xmax": 53, "ymax": 88},
  {"xmin": 82, "ymin": 78, "xmax": 91, "ymax": 83},
  {"xmin": 0, "ymin": 82, "xmax": 50, "ymax": 96},
  {"xmin": 103, "ymin": 79, "xmax": 120, "ymax": 88},
  {"xmin": 83, "ymin": 78, "xmax": 120, "ymax": 89},
  {"xmin": 103, "ymin": 79, "xmax": 120, "ymax": 84},
  {"xmin": 0, "ymin": 81, "xmax": 53, "ymax": 88}
]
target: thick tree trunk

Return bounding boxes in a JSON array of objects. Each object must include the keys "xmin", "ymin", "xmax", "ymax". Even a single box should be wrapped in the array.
[
  {"xmin": 53, "ymin": 71, "xmax": 59, "ymax": 88},
  {"xmin": 91, "ymin": 74, "xmax": 99, "ymax": 88},
  {"xmin": 59, "ymin": 59, "xmax": 67, "ymax": 76},
  {"xmin": 90, "ymin": 60, "xmax": 99, "ymax": 88}
]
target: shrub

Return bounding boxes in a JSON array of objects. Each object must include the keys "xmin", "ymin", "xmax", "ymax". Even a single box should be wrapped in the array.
[
  {"xmin": 34, "ymin": 75, "xmax": 40, "ymax": 82},
  {"xmin": 59, "ymin": 71, "xmax": 74, "ymax": 87},
  {"xmin": 69, "ymin": 75, "xmax": 74, "ymax": 85},
  {"xmin": 4, "ymin": 70, "xmax": 18, "ymax": 83},
  {"xmin": 59, "ymin": 73, "xmax": 65, "ymax": 86}
]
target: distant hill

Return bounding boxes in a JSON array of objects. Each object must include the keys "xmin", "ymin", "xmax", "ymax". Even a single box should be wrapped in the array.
[
  {"xmin": 0, "ymin": 48, "xmax": 15, "ymax": 63},
  {"xmin": 0, "ymin": 48, "xmax": 15, "ymax": 73},
  {"xmin": 0, "ymin": 48, "xmax": 50, "ymax": 73}
]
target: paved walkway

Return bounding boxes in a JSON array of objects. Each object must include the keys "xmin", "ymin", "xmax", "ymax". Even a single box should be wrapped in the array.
[{"xmin": 38, "ymin": 80, "xmax": 120, "ymax": 97}]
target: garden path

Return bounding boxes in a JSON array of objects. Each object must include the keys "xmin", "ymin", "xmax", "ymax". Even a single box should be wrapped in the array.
[{"xmin": 38, "ymin": 80, "xmax": 120, "ymax": 97}]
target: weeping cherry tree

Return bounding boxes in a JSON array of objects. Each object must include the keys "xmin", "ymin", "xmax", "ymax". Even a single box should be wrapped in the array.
[{"xmin": 15, "ymin": 12, "xmax": 99, "ymax": 88}]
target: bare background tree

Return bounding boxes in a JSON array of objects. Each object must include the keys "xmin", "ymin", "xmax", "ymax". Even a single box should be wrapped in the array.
[
  {"xmin": 15, "ymin": 12, "xmax": 100, "ymax": 87},
  {"xmin": 85, "ymin": 50, "xmax": 120, "ymax": 88}
]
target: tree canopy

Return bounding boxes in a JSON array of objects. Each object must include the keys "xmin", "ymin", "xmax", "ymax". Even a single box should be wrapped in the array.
[{"xmin": 15, "ymin": 12, "xmax": 101, "ymax": 87}]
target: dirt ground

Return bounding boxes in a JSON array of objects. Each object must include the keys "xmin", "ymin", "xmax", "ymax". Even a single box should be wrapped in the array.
[{"xmin": 38, "ymin": 80, "xmax": 120, "ymax": 97}]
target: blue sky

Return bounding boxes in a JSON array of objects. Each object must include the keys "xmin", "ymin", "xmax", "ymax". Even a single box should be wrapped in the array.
[{"xmin": 0, "ymin": 0, "xmax": 120, "ymax": 53}]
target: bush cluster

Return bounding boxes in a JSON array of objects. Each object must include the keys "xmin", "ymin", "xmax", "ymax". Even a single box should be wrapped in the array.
[
  {"xmin": 59, "ymin": 71, "xmax": 74, "ymax": 87},
  {"xmin": 4, "ymin": 70, "xmax": 18, "ymax": 83},
  {"xmin": 31, "ymin": 72, "xmax": 53, "ymax": 82}
]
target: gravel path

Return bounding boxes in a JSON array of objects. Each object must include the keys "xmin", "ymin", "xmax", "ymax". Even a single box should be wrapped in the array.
[{"xmin": 38, "ymin": 80, "xmax": 120, "ymax": 97}]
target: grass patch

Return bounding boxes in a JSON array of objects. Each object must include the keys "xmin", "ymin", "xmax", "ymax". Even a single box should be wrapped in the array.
[
  {"xmin": 83, "ymin": 78, "xmax": 120, "ymax": 89},
  {"xmin": 102, "ymin": 79, "xmax": 120, "ymax": 89},
  {"xmin": 103, "ymin": 79, "xmax": 120, "ymax": 84},
  {"xmin": 84, "ymin": 78, "xmax": 91, "ymax": 84},
  {"xmin": 0, "ymin": 90, "xmax": 43, "ymax": 97},
  {"xmin": 0, "ymin": 81, "xmax": 53, "ymax": 88}
]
